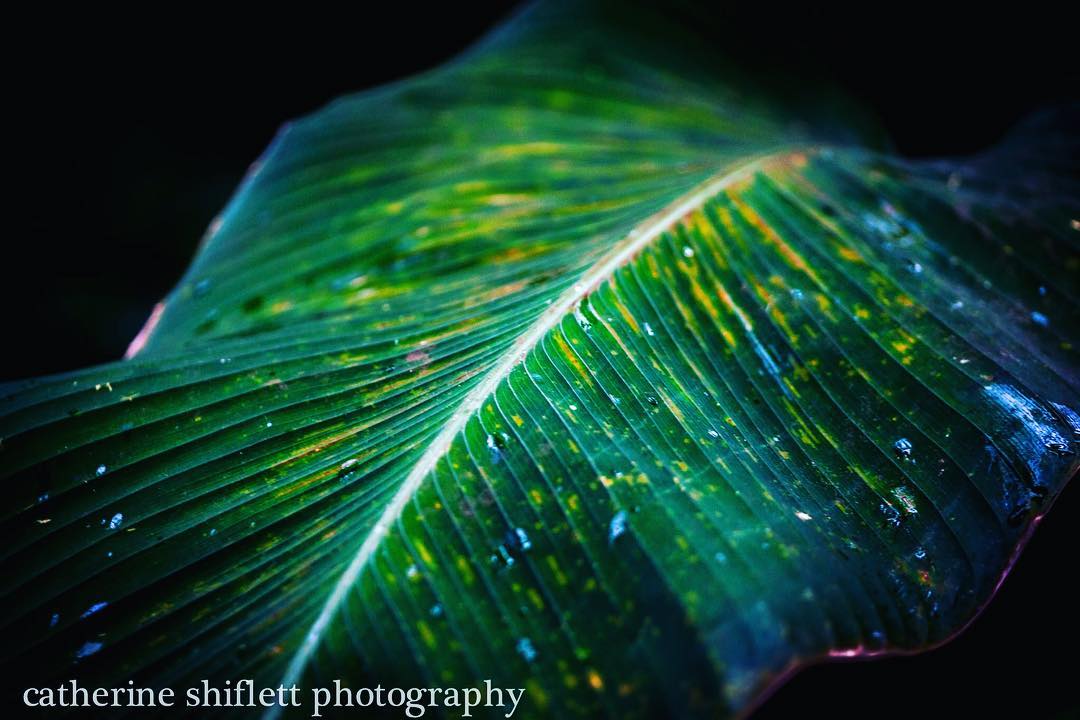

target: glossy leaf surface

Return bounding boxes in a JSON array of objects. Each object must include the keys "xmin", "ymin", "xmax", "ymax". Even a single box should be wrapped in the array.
[{"xmin": 2, "ymin": 2, "xmax": 1077, "ymax": 717}]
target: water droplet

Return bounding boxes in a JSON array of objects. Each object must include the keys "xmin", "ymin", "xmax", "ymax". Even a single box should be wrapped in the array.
[
  {"xmin": 96, "ymin": 465, "xmax": 107, "ymax": 477},
  {"xmin": 608, "ymin": 394, "xmax": 621, "ymax": 405},
  {"xmin": 108, "ymin": 513, "xmax": 124, "ymax": 530},
  {"xmin": 406, "ymin": 564, "xmax": 420, "ymax": 579},
  {"xmin": 340, "ymin": 458, "xmax": 359, "ymax": 471},
  {"xmin": 568, "ymin": 404, "xmax": 578, "ymax": 411},
  {"xmin": 37, "ymin": 493, "xmax": 49, "ymax": 504},
  {"xmin": 914, "ymin": 547, "xmax": 927, "ymax": 560},
  {"xmin": 707, "ymin": 429, "xmax": 720, "ymax": 438},
  {"xmin": 893, "ymin": 437, "xmax": 913, "ymax": 461},
  {"xmin": 1031, "ymin": 311, "xmax": 1049, "ymax": 328},
  {"xmin": 430, "ymin": 604, "xmax": 443, "ymax": 618},
  {"xmin": 492, "ymin": 545, "xmax": 515, "ymax": 568},
  {"xmin": 950, "ymin": 300, "xmax": 964, "ymax": 311},
  {"xmin": 49, "ymin": 613, "xmax": 60, "ymax": 628},
  {"xmin": 75, "ymin": 641, "xmax": 103, "ymax": 660},
  {"xmin": 644, "ymin": 322, "xmax": 655, "ymax": 337},
  {"xmin": 795, "ymin": 511, "xmax": 813, "ymax": 521},
  {"xmin": 608, "ymin": 510, "xmax": 628, "ymax": 545},
  {"xmin": 209, "ymin": 528, "xmax": 217, "ymax": 537},
  {"xmin": 265, "ymin": 421, "xmax": 273, "ymax": 428},
  {"xmin": 573, "ymin": 306, "xmax": 592, "ymax": 332},
  {"xmin": 81, "ymin": 601, "xmax": 108, "ymax": 619},
  {"xmin": 682, "ymin": 246, "xmax": 694, "ymax": 258},
  {"xmin": 1038, "ymin": 285, "xmax": 1047, "ymax": 297},
  {"xmin": 194, "ymin": 278, "xmax": 211, "ymax": 297},
  {"xmin": 1045, "ymin": 440, "xmax": 1073, "ymax": 456},
  {"xmin": 486, "ymin": 434, "xmax": 503, "ymax": 464},
  {"xmin": 645, "ymin": 395, "xmax": 658, "ymax": 407},
  {"xmin": 891, "ymin": 486, "xmax": 918, "ymax": 514},
  {"xmin": 516, "ymin": 637, "xmax": 537, "ymax": 663},
  {"xmin": 505, "ymin": 527, "xmax": 532, "ymax": 553},
  {"xmin": 906, "ymin": 260, "xmax": 923, "ymax": 274},
  {"xmin": 880, "ymin": 503, "xmax": 902, "ymax": 528}
]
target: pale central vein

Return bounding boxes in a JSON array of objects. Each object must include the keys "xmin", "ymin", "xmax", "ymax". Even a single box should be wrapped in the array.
[{"xmin": 268, "ymin": 148, "xmax": 798, "ymax": 711}]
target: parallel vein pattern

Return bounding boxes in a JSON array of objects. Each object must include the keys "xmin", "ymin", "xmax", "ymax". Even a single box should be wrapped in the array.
[
  {"xmin": 301, "ymin": 149, "xmax": 1079, "ymax": 717},
  {"xmin": 0, "ymin": 1, "xmax": 1077, "ymax": 717}
]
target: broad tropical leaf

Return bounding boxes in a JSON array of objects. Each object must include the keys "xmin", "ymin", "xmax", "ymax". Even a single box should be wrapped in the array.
[{"xmin": 2, "ymin": 1, "xmax": 1078, "ymax": 717}]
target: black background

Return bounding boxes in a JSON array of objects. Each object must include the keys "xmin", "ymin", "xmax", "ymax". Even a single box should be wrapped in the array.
[{"xmin": 4, "ymin": 2, "xmax": 1077, "ymax": 717}]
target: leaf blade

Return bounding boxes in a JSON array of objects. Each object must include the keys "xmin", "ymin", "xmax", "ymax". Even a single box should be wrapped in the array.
[{"xmin": 1, "ymin": 3, "xmax": 1077, "ymax": 718}]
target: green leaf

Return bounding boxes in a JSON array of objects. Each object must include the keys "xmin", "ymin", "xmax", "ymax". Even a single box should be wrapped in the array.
[{"xmin": 2, "ymin": 2, "xmax": 1077, "ymax": 717}]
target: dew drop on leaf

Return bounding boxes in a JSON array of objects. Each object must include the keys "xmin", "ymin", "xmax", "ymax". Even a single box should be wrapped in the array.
[
  {"xmin": 81, "ymin": 601, "xmax": 108, "ymax": 619},
  {"xmin": 891, "ymin": 486, "xmax": 918, "ymax": 514},
  {"xmin": 516, "ymin": 637, "xmax": 537, "ymax": 663},
  {"xmin": 492, "ymin": 546, "xmax": 515, "ymax": 568},
  {"xmin": 75, "ymin": 641, "xmax": 103, "ymax": 660},
  {"xmin": 505, "ymin": 527, "xmax": 532, "ymax": 554},
  {"xmin": 609, "ymin": 510, "xmax": 628, "ymax": 545},
  {"xmin": 486, "ymin": 434, "xmax": 503, "ymax": 464},
  {"xmin": 573, "ymin": 306, "xmax": 592, "ymax": 332},
  {"xmin": 893, "ymin": 437, "xmax": 913, "ymax": 461},
  {"xmin": 1045, "ymin": 440, "xmax": 1073, "ymax": 456},
  {"xmin": 107, "ymin": 513, "xmax": 123, "ymax": 530},
  {"xmin": 880, "ymin": 503, "xmax": 902, "ymax": 528}
]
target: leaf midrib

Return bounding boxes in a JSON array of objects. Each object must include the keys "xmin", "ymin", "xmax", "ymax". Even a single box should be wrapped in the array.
[{"xmin": 271, "ymin": 146, "xmax": 808, "ymax": 705}]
